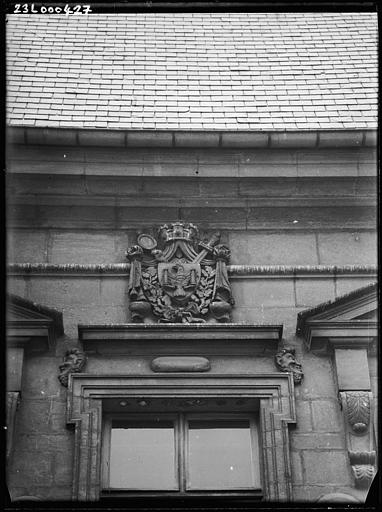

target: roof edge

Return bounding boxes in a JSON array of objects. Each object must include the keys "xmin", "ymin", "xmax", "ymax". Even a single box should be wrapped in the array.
[{"xmin": 7, "ymin": 127, "xmax": 377, "ymax": 149}]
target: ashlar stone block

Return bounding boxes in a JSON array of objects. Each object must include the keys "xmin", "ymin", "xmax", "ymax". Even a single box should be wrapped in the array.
[
  {"xmin": 302, "ymin": 451, "xmax": 350, "ymax": 485},
  {"xmin": 334, "ymin": 349, "xmax": 371, "ymax": 391}
]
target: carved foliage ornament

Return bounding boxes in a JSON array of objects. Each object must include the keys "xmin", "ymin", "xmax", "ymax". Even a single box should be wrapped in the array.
[
  {"xmin": 274, "ymin": 347, "xmax": 303, "ymax": 384},
  {"xmin": 58, "ymin": 349, "xmax": 87, "ymax": 387},
  {"xmin": 339, "ymin": 391, "xmax": 375, "ymax": 489},
  {"xmin": 126, "ymin": 223, "xmax": 234, "ymax": 323},
  {"xmin": 340, "ymin": 391, "xmax": 371, "ymax": 434}
]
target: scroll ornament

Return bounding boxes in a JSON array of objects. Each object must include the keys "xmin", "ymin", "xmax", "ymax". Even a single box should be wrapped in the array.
[
  {"xmin": 339, "ymin": 391, "xmax": 376, "ymax": 489},
  {"xmin": 125, "ymin": 223, "xmax": 234, "ymax": 323},
  {"xmin": 340, "ymin": 391, "xmax": 371, "ymax": 434},
  {"xmin": 58, "ymin": 348, "xmax": 87, "ymax": 387},
  {"xmin": 274, "ymin": 347, "xmax": 303, "ymax": 384}
]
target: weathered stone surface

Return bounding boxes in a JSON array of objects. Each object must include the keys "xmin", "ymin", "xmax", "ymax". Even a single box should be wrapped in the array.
[
  {"xmin": 49, "ymin": 232, "xmax": 121, "ymax": 265},
  {"xmin": 335, "ymin": 349, "xmax": 371, "ymax": 391},
  {"xmin": 86, "ymin": 176, "xmax": 142, "ymax": 196},
  {"xmin": 7, "ymin": 230, "xmax": 48, "ymax": 263},
  {"xmin": 231, "ymin": 279, "xmax": 295, "ymax": 308},
  {"xmin": 62, "ymin": 305, "xmax": 127, "ymax": 337},
  {"xmin": 29, "ymin": 277, "xmax": 101, "ymax": 308},
  {"xmin": 297, "ymin": 163, "xmax": 358, "ymax": 177},
  {"xmin": 311, "ymin": 400, "xmax": 343, "ymax": 432},
  {"xmin": 143, "ymin": 178, "xmax": 199, "ymax": 196},
  {"xmin": 7, "ymin": 348, "xmax": 24, "ymax": 391},
  {"xmin": 232, "ymin": 306, "xmax": 302, "ymax": 338},
  {"xmin": 8, "ymin": 175, "xmax": 88, "ymax": 197},
  {"xmin": 15, "ymin": 400, "xmax": 52, "ymax": 434},
  {"xmin": 21, "ymin": 357, "xmax": 62, "ymax": 398},
  {"xmin": 180, "ymin": 207, "xmax": 247, "ymax": 229},
  {"xmin": 100, "ymin": 277, "xmax": 128, "ymax": 306},
  {"xmin": 118, "ymin": 206, "xmax": 179, "ymax": 227},
  {"xmin": 6, "ymin": 277, "xmax": 27, "ymax": 297},
  {"xmin": 291, "ymin": 433, "xmax": 345, "ymax": 450},
  {"xmin": 40, "ymin": 205, "xmax": 116, "ymax": 229},
  {"xmin": 228, "ymin": 232, "xmax": 318, "ymax": 266},
  {"xmin": 317, "ymin": 232, "xmax": 377, "ymax": 265},
  {"xmin": 295, "ymin": 278, "xmax": 336, "ymax": 307},
  {"xmin": 290, "ymin": 451, "xmax": 304, "ymax": 484},
  {"xmin": 302, "ymin": 451, "xmax": 350, "ymax": 485},
  {"xmin": 11, "ymin": 452, "xmax": 54, "ymax": 486},
  {"xmin": 296, "ymin": 355, "xmax": 337, "ymax": 399},
  {"xmin": 294, "ymin": 400, "xmax": 313, "ymax": 432}
]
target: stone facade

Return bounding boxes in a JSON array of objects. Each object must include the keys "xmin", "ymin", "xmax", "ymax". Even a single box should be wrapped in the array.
[{"xmin": 6, "ymin": 135, "xmax": 377, "ymax": 505}]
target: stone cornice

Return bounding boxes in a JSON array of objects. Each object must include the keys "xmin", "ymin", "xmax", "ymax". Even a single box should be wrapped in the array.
[
  {"xmin": 78, "ymin": 323, "xmax": 283, "ymax": 354},
  {"xmin": 304, "ymin": 321, "xmax": 377, "ymax": 350},
  {"xmin": 79, "ymin": 323, "xmax": 282, "ymax": 339},
  {"xmin": 8, "ymin": 126, "xmax": 377, "ymax": 149},
  {"xmin": 6, "ymin": 263, "xmax": 377, "ymax": 278}
]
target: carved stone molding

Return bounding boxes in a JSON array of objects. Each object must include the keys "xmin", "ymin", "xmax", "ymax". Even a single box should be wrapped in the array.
[
  {"xmin": 150, "ymin": 356, "xmax": 211, "ymax": 372},
  {"xmin": 349, "ymin": 451, "xmax": 376, "ymax": 489},
  {"xmin": 58, "ymin": 349, "xmax": 87, "ymax": 387},
  {"xmin": 126, "ymin": 223, "xmax": 234, "ymax": 323},
  {"xmin": 274, "ymin": 347, "xmax": 303, "ymax": 384},
  {"xmin": 6, "ymin": 391, "xmax": 20, "ymax": 460},
  {"xmin": 340, "ymin": 391, "xmax": 371, "ymax": 434},
  {"xmin": 339, "ymin": 391, "xmax": 375, "ymax": 490}
]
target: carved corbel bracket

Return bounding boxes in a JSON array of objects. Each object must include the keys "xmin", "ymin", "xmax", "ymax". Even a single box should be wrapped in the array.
[
  {"xmin": 339, "ymin": 391, "xmax": 376, "ymax": 489},
  {"xmin": 58, "ymin": 348, "xmax": 87, "ymax": 387},
  {"xmin": 274, "ymin": 347, "xmax": 303, "ymax": 384}
]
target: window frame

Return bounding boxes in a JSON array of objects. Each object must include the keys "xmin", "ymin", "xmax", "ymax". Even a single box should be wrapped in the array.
[
  {"xmin": 101, "ymin": 412, "xmax": 261, "ymax": 496},
  {"xmin": 67, "ymin": 373, "xmax": 296, "ymax": 502}
]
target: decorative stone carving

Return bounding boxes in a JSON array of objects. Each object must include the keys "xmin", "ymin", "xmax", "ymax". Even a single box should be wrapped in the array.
[
  {"xmin": 58, "ymin": 349, "xmax": 87, "ymax": 387},
  {"xmin": 349, "ymin": 451, "xmax": 376, "ymax": 489},
  {"xmin": 274, "ymin": 347, "xmax": 303, "ymax": 384},
  {"xmin": 126, "ymin": 223, "xmax": 234, "ymax": 323},
  {"xmin": 151, "ymin": 356, "xmax": 211, "ymax": 372},
  {"xmin": 339, "ymin": 391, "xmax": 375, "ymax": 490},
  {"xmin": 340, "ymin": 391, "xmax": 371, "ymax": 434}
]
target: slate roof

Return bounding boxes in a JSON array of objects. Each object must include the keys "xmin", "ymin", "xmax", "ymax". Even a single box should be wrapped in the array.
[{"xmin": 6, "ymin": 13, "xmax": 378, "ymax": 131}]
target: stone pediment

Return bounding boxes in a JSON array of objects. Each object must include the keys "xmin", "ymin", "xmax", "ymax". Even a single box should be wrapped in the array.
[
  {"xmin": 7, "ymin": 294, "xmax": 64, "ymax": 351},
  {"xmin": 296, "ymin": 283, "xmax": 377, "ymax": 351}
]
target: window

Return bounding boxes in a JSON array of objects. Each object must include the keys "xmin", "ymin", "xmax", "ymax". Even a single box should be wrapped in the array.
[
  {"xmin": 68, "ymin": 373, "xmax": 296, "ymax": 501},
  {"xmin": 102, "ymin": 413, "xmax": 261, "ymax": 496}
]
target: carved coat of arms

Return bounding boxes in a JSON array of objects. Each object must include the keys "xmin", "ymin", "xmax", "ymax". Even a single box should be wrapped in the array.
[{"xmin": 126, "ymin": 222, "xmax": 234, "ymax": 323}]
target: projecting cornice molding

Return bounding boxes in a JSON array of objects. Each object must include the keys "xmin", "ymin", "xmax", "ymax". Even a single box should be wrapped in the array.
[
  {"xmin": 7, "ymin": 263, "xmax": 378, "ymax": 278},
  {"xmin": 78, "ymin": 323, "xmax": 283, "ymax": 355},
  {"xmin": 8, "ymin": 127, "xmax": 377, "ymax": 149},
  {"xmin": 296, "ymin": 283, "xmax": 378, "ymax": 351},
  {"xmin": 6, "ymin": 294, "xmax": 64, "ymax": 351}
]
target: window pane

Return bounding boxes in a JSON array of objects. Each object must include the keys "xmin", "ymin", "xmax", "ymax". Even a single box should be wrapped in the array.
[
  {"xmin": 187, "ymin": 420, "xmax": 258, "ymax": 490},
  {"xmin": 109, "ymin": 420, "xmax": 177, "ymax": 490}
]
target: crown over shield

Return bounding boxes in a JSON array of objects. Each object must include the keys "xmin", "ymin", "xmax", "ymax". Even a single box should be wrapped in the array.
[{"xmin": 126, "ymin": 222, "xmax": 234, "ymax": 323}]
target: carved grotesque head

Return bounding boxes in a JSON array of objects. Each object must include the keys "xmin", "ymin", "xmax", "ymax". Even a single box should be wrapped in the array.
[
  {"xmin": 58, "ymin": 348, "xmax": 86, "ymax": 387},
  {"xmin": 275, "ymin": 348, "xmax": 303, "ymax": 384}
]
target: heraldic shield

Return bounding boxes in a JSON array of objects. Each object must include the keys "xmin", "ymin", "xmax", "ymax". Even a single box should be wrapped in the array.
[{"xmin": 126, "ymin": 222, "xmax": 234, "ymax": 324}]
